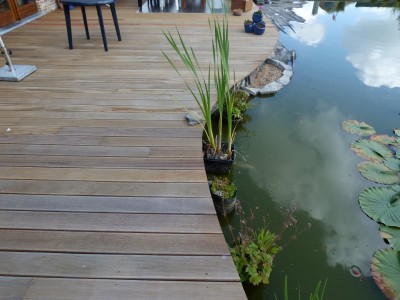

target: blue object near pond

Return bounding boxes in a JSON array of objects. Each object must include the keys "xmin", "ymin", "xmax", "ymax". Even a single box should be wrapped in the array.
[{"xmin": 244, "ymin": 22, "xmax": 254, "ymax": 33}]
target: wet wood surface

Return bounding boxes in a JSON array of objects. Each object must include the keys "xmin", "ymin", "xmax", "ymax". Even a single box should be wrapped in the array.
[{"xmin": 0, "ymin": 1, "xmax": 278, "ymax": 298}]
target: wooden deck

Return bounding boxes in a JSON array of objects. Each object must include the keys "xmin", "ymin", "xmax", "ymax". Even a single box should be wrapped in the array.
[{"xmin": 0, "ymin": 2, "xmax": 278, "ymax": 299}]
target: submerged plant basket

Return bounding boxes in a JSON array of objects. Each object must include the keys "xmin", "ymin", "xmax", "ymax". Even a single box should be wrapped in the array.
[
  {"xmin": 211, "ymin": 190, "xmax": 237, "ymax": 216},
  {"xmin": 203, "ymin": 142, "xmax": 236, "ymax": 174}
]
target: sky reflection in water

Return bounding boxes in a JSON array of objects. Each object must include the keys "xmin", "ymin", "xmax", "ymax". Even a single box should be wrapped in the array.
[
  {"xmin": 290, "ymin": 2, "xmax": 400, "ymax": 88},
  {"xmin": 234, "ymin": 2, "xmax": 399, "ymax": 297}
]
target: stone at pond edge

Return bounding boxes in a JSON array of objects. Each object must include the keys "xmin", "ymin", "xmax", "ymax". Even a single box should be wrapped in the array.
[
  {"xmin": 277, "ymin": 74, "xmax": 291, "ymax": 86},
  {"xmin": 185, "ymin": 111, "xmax": 204, "ymax": 126},
  {"xmin": 241, "ymin": 86, "xmax": 259, "ymax": 96},
  {"xmin": 260, "ymin": 81, "xmax": 284, "ymax": 94}
]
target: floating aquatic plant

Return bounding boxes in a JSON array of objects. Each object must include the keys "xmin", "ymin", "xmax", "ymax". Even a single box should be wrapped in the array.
[
  {"xmin": 380, "ymin": 226, "xmax": 400, "ymax": 251},
  {"xmin": 351, "ymin": 139, "xmax": 393, "ymax": 162},
  {"xmin": 371, "ymin": 135, "xmax": 398, "ymax": 146},
  {"xmin": 371, "ymin": 248, "xmax": 400, "ymax": 300},
  {"xmin": 384, "ymin": 158, "xmax": 400, "ymax": 172},
  {"xmin": 358, "ymin": 184, "xmax": 400, "ymax": 226},
  {"xmin": 357, "ymin": 161, "xmax": 400, "ymax": 185},
  {"xmin": 342, "ymin": 120, "xmax": 376, "ymax": 136}
]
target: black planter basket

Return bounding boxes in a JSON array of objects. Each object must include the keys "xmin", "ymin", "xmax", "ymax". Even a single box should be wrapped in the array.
[
  {"xmin": 203, "ymin": 141, "xmax": 236, "ymax": 175},
  {"xmin": 211, "ymin": 190, "xmax": 237, "ymax": 216}
]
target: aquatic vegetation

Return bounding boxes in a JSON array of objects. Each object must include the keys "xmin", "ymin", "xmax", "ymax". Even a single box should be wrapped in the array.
[
  {"xmin": 371, "ymin": 249, "xmax": 400, "ymax": 300},
  {"xmin": 358, "ymin": 184, "xmax": 400, "ymax": 226},
  {"xmin": 162, "ymin": 7, "xmax": 235, "ymax": 159},
  {"xmin": 274, "ymin": 276, "xmax": 327, "ymax": 300},
  {"xmin": 341, "ymin": 120, "xmax": 376, "ymax": 136},
  {"xmin": 350, "ymin": 139, "xmax": 393, "ymax": 161},
  {"xmin": 343, "ymin": 121, "xmax": 400, "ymax": 299},
  {"xmin": 380, "ymin": 226, "xmax": 400, "ymax": 250},
  {"xmin": 357, "ymin": 161, "xmax": 400, "ymax": 185},
  {"xmin": 227, "ymin": 203, "xmax": 308, "ymax": 286}
]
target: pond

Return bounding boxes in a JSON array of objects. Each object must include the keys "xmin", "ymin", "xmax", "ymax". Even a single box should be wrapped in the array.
[{"xmin": 222, "ymin": 1, "xmax": 400, "ymax": 299}]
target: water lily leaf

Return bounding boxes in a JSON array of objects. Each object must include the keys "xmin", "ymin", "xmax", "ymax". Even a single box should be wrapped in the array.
[
  {"xmin": 384, "ymin": 158, "xmax": 400, "ymax": 172},
  {"xmin": 358, "ymin": 161, "xmax": 400, "ymax": 185},
  {"xmin": 380, "ymin": 226, "xmax": 400, "ymax": 250},
  {"xmin": 371, "ymin": 248, "xmax": 400, "ymax": 300},
  {"xmin": 342, "ymin": 120, "xmax": 376, "ymax": 136},
  {"xmin": 394, "ymin": 129, "xmax": 400, "ymax": 137},
  {"xmin": 351, "ymin": 139, "xmax": 393, "ymax": 161},
  {"xmin": 359, "ymin": 184, "xmax": 400, "ymax": 226},
  {"xmin": 371, "ymin": 135, "xmax": 397, "ymax": 145}
]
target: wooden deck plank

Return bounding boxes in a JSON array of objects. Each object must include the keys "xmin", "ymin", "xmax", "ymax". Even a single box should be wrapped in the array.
[
  {"xmin": 0, "ymin": 167, "xmax": 206, "ymax": 182},
  {"xmin": 0, "ymin": 155, "xmax": 204, "ymax": 169},
  {"xmin": 0, "ymin": 252, "xmax": 239, "ymax": 281},
  {"xmin": 0, "ymin": 0, "xmax": 278, "ymax": 297},
  {"xmin": 0, "ymin": 230, "xmax": 230, "ymax": 255},
  {"xmin": 0, "ymin": 195, "xmax": 214, "ymax": 214},
  {"xmin": 0, "ymin": 211, "xmax": 221, "ymax": 233},
  {"xmin": 1, "ymin": 277, "xmax": 246, "ymax": 300},
  {"xmin": 0, "ymin": 144, "xmax": 201, "ymax": 157},
  {"xmin": 0, "ymin": 180, "xmax": 209, "ymax": 197}
]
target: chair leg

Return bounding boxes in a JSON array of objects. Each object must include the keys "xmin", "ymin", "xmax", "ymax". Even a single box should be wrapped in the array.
[
  {"xmin": 63, "ymin": 4, "xmax": 73, "ymax": 49},
  {"xmin": 96, "ymin": 5, "xmax": 108, "ymax": 51},
  {"xmin": 110, "ymin": 3, "xmax": 122, "ymax": 41},
  {"xmin": 81, "ymin": 6, "xmax": 90, "ymax": 40}
]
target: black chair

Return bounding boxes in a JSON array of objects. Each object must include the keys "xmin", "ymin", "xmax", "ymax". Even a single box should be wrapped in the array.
[{"xmin": 60, "ymin": 0, "xmax": 122, "ymax": 51}]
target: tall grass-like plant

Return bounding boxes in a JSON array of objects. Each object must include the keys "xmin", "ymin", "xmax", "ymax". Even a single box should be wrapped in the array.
[
  {"xmin": 162, "ymin": 31, "xmax": 216, "ymax": 151},
  {"xmin": 274, "ymin": 276, "xmax": 327, "ymax": 300},
  {"xmin": 162, "ymin": 3, "xmax": 235, "ymax": 159}
]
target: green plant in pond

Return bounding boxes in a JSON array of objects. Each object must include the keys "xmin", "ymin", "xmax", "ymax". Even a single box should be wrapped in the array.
[
  {"xmin": 371, "ymin": 249, "xmax": 400, "ymax": 300},
  {"xmin": 230, "ymin": 227, "xmax": 281, "ymax": 285},
  {"xmin": 210, "ymin": 177, "xmax": 237, "ymax": 199},
  {"xmin": 357, "ymin": 161, "xmax": 400, "ymax": 185},
  {"xmin": 342, "ymin": 120, "xmax": 376, "ymax": 136},
  {"xmin": 227, "ymin": 203, "xmax": 309, "ymax": 286},
  {"xmin": 162, "ymin": 4, "xmax": 236, "ymax": 159},
  {"xmin": 343, "ymin": 122, "xmax": 400, "ymax": 299},
  {"xmin": 350, "ymin": 139, "xmax": 393, "ymax": 161},
  {"xmin": 359, "ymin": 184, "xmax": 400, "ymax": 227},
  {"xmin": 274, "ymin": 276, "xmax": 327, "ymax": 300},
  {"xmin": 380, "ymin": 226, "xmax": 400, "ymax": 250},
  {"xmin": 228, "ymin": 90, "xmax": 250, "ymax": 120}
]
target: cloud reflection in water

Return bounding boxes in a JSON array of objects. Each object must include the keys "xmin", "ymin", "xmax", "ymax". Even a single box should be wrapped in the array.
[
  {"xmin": 343, "ymin": 9, "xmax": 400, "ymax": 88},
  {"xmin": 240, "ymin": 104, "xmax": 386, "ymax": 274}
]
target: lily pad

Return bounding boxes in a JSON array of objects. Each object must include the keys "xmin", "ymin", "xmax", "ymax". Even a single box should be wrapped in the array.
[
  {"xmin": 384, "ymin": 158, "xmax": 400, "ymax": 172},
  {"xmin": 351, "ymin": 139, "xmax": 393, "ymax": 161},
  {"xmin": 371, "ymin": 248, "xmax": 400, "ymax": 300},
  {"xmin": 394, "ymin": 129, "xmax": 400, "ymax": 137},
  {"xmin": 342, "ymin": 120, "xmax": 376, "ymax": 136},
  {"xmin": 359, "ymin": 184, "xmax": 400, "ymax": 226},
  {"xmin": 371, "ymin": 135, "xmax": 397, "ymax": 145},
  {"xmin": 357, "ymin": 161, "xmax": 400, "ymax": 185},
  {"xmin": 380, "ymin": 226, "xmax": 400, "ymax": 250}
]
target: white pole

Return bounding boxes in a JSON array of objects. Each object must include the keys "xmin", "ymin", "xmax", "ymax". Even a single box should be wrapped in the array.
[{"xmin": 0, "ymin": 36, "xmax": 17, "ymax": 77}]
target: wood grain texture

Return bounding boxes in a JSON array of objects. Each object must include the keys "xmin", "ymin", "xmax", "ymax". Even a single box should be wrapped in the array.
[
  {"xmin": 1, "ymin": 277, "xmax": 246, "ymax": 300},
  {"xmin": 0, "ymin": 230, "xmax": 230, "ymax": 255},
  {"xmin": 0, "ymin": 0, "xmax": 278, "ymax": 298}
]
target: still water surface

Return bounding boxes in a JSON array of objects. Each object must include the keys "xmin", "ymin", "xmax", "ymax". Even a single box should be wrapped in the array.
[{"xmin": 224, "ymin": 2, "xmax": 400, "ymax": 299}]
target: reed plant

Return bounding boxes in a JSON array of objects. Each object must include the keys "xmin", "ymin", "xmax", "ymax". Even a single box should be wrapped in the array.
[
  {"xmin": 162, "ymin": 3, "xmax": 235, "ymax": 159},
  {"xmin": 275, "ymin": 276, "xmax": 327, "ymax": 300}
]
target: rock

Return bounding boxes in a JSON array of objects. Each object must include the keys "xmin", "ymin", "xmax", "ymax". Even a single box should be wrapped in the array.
[
  {"xmin": 260, "ymin": 81, "xmax": 284, "ymax": 94},
  {"xmin": 283, "ymin": 70, "xmax": 293, "ymax": 78},
  {"xmin": 241, "ymin": 86, "xmax": 260, "ymax": 96},
  {"xmin": 277, "ymin": 74, "xmax": 291, "ymax": 86},
  {"xmin": 185, "ymin": 111, "xmax": 204, "ymax": 126}
]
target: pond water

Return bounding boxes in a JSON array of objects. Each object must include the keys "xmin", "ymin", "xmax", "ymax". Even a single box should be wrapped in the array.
[{"xmin": 222, "ymin": 1, "xmax": 400, "ymax": 299}]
